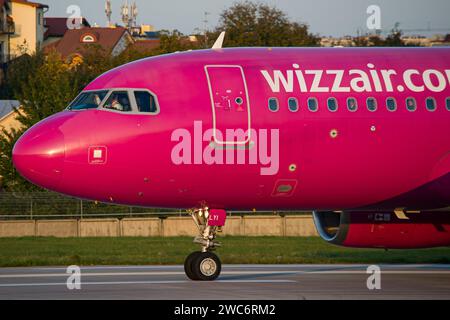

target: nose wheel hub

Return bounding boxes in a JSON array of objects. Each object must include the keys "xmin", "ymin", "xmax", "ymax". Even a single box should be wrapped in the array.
[{"xmin": 200, "ymin": 258, "xmax": 217, "ymax": 276}]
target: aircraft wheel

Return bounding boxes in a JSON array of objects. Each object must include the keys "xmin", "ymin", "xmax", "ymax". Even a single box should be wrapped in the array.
[
  {"xmin": 192, "ymin": 251, "xmax": 221, "ymax": 281},
  {"xmin": 184, "ymin": 251, "xmax": 202, "ymax": 280}
]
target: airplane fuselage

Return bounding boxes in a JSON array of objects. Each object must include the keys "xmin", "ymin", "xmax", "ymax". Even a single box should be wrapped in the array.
[{"xmin": 13, "ymin": 47, "xmax": 450, "ymax": 211}]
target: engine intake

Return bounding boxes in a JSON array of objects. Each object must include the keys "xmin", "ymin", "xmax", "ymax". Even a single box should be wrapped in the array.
[{"xmin": 313, "ymin": 210, "xmax": 450, "ymax": 249}]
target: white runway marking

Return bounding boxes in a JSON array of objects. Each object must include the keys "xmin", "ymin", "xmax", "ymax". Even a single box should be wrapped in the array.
[
  {"xmin": 308, "ymin": 271, "xmax": 450, "ymax": 274},
  {"xmin": 0, "ymin": 279, "xmax": 296, "ymax": 287},
  {"xmin": 3, "ymin": 264, "xmax": 449, "ymax": 271},
  {"xmin": 1, "ymin": 269, "xmax": 450, "ymax": 279},
  {"xmin": 0, "ymin": 271, "xmax": 300, "ymax": 278}
]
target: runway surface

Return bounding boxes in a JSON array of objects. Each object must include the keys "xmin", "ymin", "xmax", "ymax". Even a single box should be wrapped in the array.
[{"xmin": 0, "ymin": 264, "xmax": 449, "ymax": 299}]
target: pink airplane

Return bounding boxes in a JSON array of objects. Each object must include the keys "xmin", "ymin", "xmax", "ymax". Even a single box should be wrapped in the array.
[{"xmin": 12, "ymin": 42, "xmax": 450, "ymax": 280}]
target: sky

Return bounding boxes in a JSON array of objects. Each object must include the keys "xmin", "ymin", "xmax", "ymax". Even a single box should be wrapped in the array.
[{"xmin": 40, "ymin": 0, "xmax": 450, "ymax": 37}]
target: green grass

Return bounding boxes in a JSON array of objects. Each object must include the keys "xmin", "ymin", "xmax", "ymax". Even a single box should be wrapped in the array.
[{"xmin": 0, "ymin": 236, "xmax": 449, "ymax": 267}]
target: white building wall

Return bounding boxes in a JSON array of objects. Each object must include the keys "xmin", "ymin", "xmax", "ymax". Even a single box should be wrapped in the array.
[{"xmin": 111, "ymin": 33, "xmax": 132, "ymax": 56}]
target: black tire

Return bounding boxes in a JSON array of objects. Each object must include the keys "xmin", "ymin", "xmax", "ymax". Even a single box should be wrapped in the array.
[
  {"xmin": 192, "ymin": 251, "xmax": 221, "ymax": 281},
  {"xmin": 184, "ymin": 251, "xmax": 202, "ymax": 280}
]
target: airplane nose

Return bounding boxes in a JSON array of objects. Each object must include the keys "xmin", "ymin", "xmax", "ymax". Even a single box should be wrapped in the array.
[{"xmin": 12, "ymin": 126, "xmax": 65, "ymax": 190}]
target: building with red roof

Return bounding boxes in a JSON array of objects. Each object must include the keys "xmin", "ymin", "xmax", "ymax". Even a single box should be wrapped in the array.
[
  {"xmin": 44, "ymin": 17, "xmax": 91, "ymax": 46},
  {"xmin": 49, "ymin": 26, "xmax": 134, "ymax": 59}
]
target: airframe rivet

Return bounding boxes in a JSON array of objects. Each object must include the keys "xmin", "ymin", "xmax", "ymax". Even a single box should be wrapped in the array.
[
  {"xmin": 371, "ymin": 125, "xmax": 376, "ymax": 132},
  {"xmin": 289, "ymin": 164, "xmax": 297, "ymax": 172}
]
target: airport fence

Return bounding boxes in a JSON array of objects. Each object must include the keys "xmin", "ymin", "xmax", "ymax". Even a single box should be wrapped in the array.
[
  {"xmin": 0, "ymin": 192, "xmax": 180, "ymax": 220},
  {"xmin": 0, "ymin": 192, "xmax": 310, "ymax": 220}
]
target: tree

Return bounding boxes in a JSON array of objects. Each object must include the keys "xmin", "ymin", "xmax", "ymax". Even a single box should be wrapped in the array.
[
  {"xmin": 153, "ymin": 30, "xmax": 201, "ymax": 54},
  {"xmin": 0, "ymin": 48, "xmax": 45, "ymax": 99},
  {"xmin": 17, "ymin": 52, "xmax": 80, "ymax": 126},
  {"xmin": 353, "ymin": 24, "xmax": 421, "ymax": 47},
  {"xmin": 353, "ymin": 36, "xmax": 369, "ymax": 47},
  {"xmin": 383, "ymin": 27, "xmax": 405, "ymax": 47},
  {"xmin": 209, "ymin": 1, "xmax": 319, "ymax": 47},
  {"xmin": 0, "ymin": 126, "xmax": 30, "ymax": 191},
  {"xmin": 367, "ymin": 35, "xmax": 386, "ymax": 47},
  {"xmin": 0, "ymin": 51, "xmax": 82, "ymax": 190}
]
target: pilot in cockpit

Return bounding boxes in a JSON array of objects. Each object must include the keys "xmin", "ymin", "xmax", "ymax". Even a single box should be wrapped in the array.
[
  {"xmin": 93, "ymin": 94, "xmax": 102, "ymax": 106},
  {"xmin": 111, "ymin": 94, "xmax": 124, "ymax": 111},
  {"xmin": 103, "ymin": 92, "xmax": 132, "ymax": 111}
]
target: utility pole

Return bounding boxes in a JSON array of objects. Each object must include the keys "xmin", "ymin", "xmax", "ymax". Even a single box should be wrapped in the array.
[
  {"xmin": 121, "ymin": 1, "xmax": 138, "ymax": 32},
  {"xmin": 203, "ymin": 11, "xmax": 210, "ymax": 48},
  {"xmin": 130, "ymin": 1, "xmax": 138, "ymax": 28},
  {"xmin": 105, "ymin": 0, "xmax": 112, "ymax": 27},
  {"xmin": 121, "ymin": 0, "xmax": 130, "ymax": 27}
]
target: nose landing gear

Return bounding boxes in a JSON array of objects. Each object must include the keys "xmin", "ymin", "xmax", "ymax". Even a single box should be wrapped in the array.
[{"xmin": 185, "ymin": 207, "xmax": 226, "ymax": 281}]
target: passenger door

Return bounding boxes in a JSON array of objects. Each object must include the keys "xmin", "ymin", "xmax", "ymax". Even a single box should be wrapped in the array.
[{"xmin": 205, "ymin": 65, "xmax": 251, "ymax": 145}]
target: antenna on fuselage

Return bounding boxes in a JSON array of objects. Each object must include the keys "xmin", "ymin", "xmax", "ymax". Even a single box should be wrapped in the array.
[{"xmin": 212, "ymin": 31, "xmax": 225, "ymax": 49}]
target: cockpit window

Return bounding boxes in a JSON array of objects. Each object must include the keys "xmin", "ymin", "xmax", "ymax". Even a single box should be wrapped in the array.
[
  {"xmin": 135, "ymin": 91, "xmax": 158, "ymax": 113},
  {"xmin": 103, "ymin": 91, "xmax": 132, "ymax": 112},
  {"xmin": 68, "ymin": 90, "xmax": 108, "ymax": 110}
]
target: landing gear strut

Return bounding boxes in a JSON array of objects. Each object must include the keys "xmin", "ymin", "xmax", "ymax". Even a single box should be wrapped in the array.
[{"xmin": 184, "ymin": 207, "xmax": 226, "ymax": 281}]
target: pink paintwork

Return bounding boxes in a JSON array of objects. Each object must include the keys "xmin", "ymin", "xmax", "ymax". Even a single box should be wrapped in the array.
[
  {"xmin": 12, "ymin": 47, "xmax": 450, "ymax": 248},
  {"xmin": 208, "ymin": 209, "xmax": 227, "ymax": 227}
]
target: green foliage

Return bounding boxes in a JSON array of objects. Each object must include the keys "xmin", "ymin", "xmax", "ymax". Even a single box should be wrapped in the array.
[
  {"xmin": 0, "ymin": 51, "xmax": 85, "ymax": 191},
  {"xmin": 154, "ymin": 30, "xmax": 201, "ymax": 54},
  {"xmin": 209, "ymin": 1, "xmax": 319, "ymax": 47},
  {"xmin": 0, "ymin": 126, "xmax": 31, "ymax": 191},
  {"xmin": 1, "ymin": 50, "xmax": 44, "ymax": 99},
  {"xmin": 18, "ymin": 52, "xmax": 80, "ymax": 126},
  {"xmin": 0, "ymin": 236, "xmax": 449, "ymax": 266},
  {"xmin": 70, "ymin": 45, "xmax": 114, "ymax": 88},
  {"xmin": 353, "ymin": 27, "xmax": 421, "ymax": 47},
  {"xmin": 384, "ymin": 29, "xmax": 404, "ymax": 46}
]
